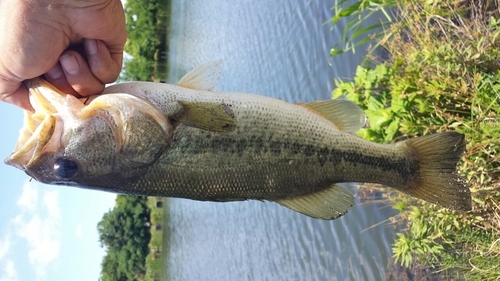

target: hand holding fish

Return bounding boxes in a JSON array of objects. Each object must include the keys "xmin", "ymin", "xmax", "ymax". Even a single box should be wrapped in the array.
[{"xmin": 0, "ymin": 0, "xmax": 127, "ymax": 110}]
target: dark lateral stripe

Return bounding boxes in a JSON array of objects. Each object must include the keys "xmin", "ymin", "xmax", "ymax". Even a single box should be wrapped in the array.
[
  {"xmin": 171, "ymin": 134, "xmax": 419, "ymax": 180},
  {"xmin": 326, "ymin": 147, "xmax": 418, "ymax": 178}
]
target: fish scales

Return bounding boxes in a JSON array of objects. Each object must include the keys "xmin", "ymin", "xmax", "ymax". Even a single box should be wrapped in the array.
[
  {"xmin": 5, "ymin": 61, "xmax": 472, "ymax": 219},
  {"xmin": 121, "ymin": 84, "xmax": 418, "ymax": 200}
]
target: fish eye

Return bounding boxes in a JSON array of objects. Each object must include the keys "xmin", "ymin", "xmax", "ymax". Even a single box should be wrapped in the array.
[{"xmin": 53, "ymin": 158, "xmax": 79, "ymax": 179}]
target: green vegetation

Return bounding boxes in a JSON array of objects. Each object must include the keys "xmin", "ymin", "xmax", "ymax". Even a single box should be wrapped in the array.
[
  {"xmin": 98, "ymin": 195, "xmax": 151, "ymax": 281},
  {"xmin": 329, "ymin": 0, "xmax": 396, "ymax": 59},
  {"xmin": 331, "ymin": 0, "xmax": 499, "ymax": 279},
  {"xmin": 121, "ymin": 0, "xmax": 170, "ymax": 82},
  {"xmin": 144, "ymin": 197, "xmax": 166, "ymax": 281},
  {"xmin": 97, "ymin": 195, "xmax": 166, "ymax": 281}
]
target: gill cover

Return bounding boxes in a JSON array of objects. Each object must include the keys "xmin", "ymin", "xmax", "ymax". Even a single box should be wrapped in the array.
[{"xmin": 5, "ymin": 78, "xmax": 174, "ymax": 184}]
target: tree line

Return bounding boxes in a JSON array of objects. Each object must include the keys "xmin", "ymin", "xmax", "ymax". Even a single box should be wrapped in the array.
[
  {"xmin": 120, "ymin": 0, "xmax": 169, "ymax": 82},
  {"xmin": 98, "ymin": 195, "xmax": 151, "ymax": 281}
]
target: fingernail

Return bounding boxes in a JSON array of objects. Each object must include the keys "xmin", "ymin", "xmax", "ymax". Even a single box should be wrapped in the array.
[
  {"xmin": 86, "ymin": 39, "xmax": 98, "ymax": 55},
  {"xmin": 60, "ymin": 54, "xmax": 80, "ymax": 75},
  {"xmin": 46, "ymin": 65, "xmax": 64, "ymax": 80}
]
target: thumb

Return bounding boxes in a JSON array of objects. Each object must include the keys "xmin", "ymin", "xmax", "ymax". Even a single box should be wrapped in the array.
[{"xmin": 0, "ymin": 79, "xmax": 33, "ymax": 111}]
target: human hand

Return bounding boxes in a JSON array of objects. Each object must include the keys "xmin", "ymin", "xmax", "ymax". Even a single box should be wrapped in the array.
[{"xmin": 0, "ymin": 0, "xmax": 127, "ymax": 110}]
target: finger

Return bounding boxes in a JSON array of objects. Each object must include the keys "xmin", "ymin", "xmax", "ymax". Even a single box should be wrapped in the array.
[
  {"xmin": 44, "ymin": 63, "xmax": 80, "ymax": 97},
  {"xmin": 59, "ymin": 50, "xmax": 105, "ymax": 97},
  {"xmin": 85, "ymin": 39, "xmax": 123, "ymax": 84},
  {"xmin": 0, "ymin": 82, "xmax": 33, "ymax": 111}
]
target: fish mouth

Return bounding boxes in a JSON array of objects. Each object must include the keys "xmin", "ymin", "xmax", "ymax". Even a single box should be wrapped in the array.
[
  {"xmin": 4, "ymin": 78, "xmax": 82, "ymax": 171},
  {"xmin": 5, "ymin": 78, "xmax": 172, "ymax": 175}
]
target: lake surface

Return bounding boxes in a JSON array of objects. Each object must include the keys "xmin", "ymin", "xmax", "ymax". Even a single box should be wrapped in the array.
[{"xmin": 163, "ymin": 1, "xmax": 398, "ymax": 280}]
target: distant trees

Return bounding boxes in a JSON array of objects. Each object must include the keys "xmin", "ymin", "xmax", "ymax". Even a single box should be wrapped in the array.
[
  {"xmin": 98, "ymin": 195, "xmax": 151, "ymax": 281},
  {"xmin": 121, "ymin": 0, "xmax": 169, "ymax": 82}
]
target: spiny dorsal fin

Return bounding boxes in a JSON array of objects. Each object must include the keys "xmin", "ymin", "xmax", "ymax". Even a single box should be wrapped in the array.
[
  {"xmin": 304, "ymin": 99, "xmax": 366, "ymax": 133},
  {"xmin": 170, "ymin": 101, "xmax": 237, "ymax": 132},
  {"xmin": 275, "ymin": 184, "xmax": 354, "ymax": 220},
  {"xmin": 176, "ymin": 60, "xmax": 223, "ymax": 91}
]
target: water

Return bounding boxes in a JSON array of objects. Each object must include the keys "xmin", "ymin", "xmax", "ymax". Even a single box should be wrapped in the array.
[{"xmin": 163, "ymin": 1, "xmax": 398, "ymax": 280}]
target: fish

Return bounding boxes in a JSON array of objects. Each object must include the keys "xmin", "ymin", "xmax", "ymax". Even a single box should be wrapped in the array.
[{"xmin": 5, "ymin": 60, "xmax": 472, "ymax": 220}]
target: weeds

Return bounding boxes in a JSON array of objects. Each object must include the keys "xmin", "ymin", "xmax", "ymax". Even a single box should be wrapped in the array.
[
  {"xmin": 329, "ymin": 0, "xmax": 397, "ymax": 61},
  {"xmin": 332, "ymin": 0, "xmax": 500, "ymax": 279}
]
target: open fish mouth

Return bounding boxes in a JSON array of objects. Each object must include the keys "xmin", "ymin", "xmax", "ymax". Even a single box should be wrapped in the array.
[
  {"xmin": 4, "ymin": 78, "xmax": 82, "ymax": 171},
  {"xmin": 5, "ymin": 78, "xmax": 172, "ymax": 173}
]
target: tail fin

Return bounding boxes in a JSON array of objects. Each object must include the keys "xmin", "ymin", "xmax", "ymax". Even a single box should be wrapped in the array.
[{"xmin": 400, "ymin": 132, "xmax": 471, "ymax": 211}]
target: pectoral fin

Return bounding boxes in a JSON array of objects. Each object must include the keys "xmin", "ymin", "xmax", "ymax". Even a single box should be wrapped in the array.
[
  {"xmin": 176, "ymin": 60, "xmax": 223, "ymax": 91},
  {"xmin": 275, "ymin": 184, "xmax": 354, "ymax": 220},
  {"xmin": 170, "ymin": 101, "xmax": 237, "ymax": 132},
  {"xmin": 304, "ymin": 100, "xmax": 366, "ymax": 133}
]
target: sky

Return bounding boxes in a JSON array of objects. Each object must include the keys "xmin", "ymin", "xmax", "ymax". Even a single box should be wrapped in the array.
[{"xmin": 0, "ymin": 102, "xmax": 117, "ymax": 281}]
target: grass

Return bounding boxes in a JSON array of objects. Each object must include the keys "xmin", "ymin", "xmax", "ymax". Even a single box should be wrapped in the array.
[
  {"xmin": 330, "ymin": 0, "xmax": 500, "ymax": 279},
  {"xmin": 144, "ymin": 197, "xmax": 166, "ymax": 281}
]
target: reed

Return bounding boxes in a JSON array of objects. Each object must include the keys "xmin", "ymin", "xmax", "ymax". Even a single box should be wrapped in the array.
[{"xmin": 331, "ymin": 1, "xmax": 500, "ymax": 279}]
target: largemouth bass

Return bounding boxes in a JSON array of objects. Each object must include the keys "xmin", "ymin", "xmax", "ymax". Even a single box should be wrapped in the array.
[{"xmin": 5, "ymin": 61, "xmax": 471, "ymax": 220}]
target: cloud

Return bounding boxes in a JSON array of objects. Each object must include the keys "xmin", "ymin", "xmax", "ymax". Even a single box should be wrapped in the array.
[
  {"xmin": 17, "ymin": 181, "xmax": 38, "ymax": 211},
  {"xmin": 13, "ymin": 181, "xmax": 61, "ymax": 280},
  {"xmin": 0, "ymin": 235, "xmax": 9, "ymax": 261},
  {"xmin": 0, "ymin": 261, "xmax": 17, "ymax": 281},
  {"xmin": 75, "ymin": 224, "xmax": 82, "ymax": 238},
  {"xmin": 42, "ymin": 191, "xmax": 60, "ymax": 220}
]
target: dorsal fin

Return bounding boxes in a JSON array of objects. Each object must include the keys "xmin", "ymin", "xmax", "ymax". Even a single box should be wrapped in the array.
[
  {"xmin": 304, "ymin": 99, "xmax": 366, "ymax": 133},
  {"xmin": 275, "ymin": 184, "xmax": 354, "ymax": 220},
  {"xmin": 176, "ymin": 60, "xmax": 223, "ymax": 91}
]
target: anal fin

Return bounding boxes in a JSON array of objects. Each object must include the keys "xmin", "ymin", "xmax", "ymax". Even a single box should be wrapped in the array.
[{"xmin": 275, "ymin": 184, "xmax": 354, "ymax": 220}]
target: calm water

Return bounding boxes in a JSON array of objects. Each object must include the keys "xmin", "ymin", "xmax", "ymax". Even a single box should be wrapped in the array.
[{"xmin": 163, "ymin": 1, "xmax": 398, "ymax": 280}]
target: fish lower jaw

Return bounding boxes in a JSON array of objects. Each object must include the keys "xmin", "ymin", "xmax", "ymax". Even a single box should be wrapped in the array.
[{"xmin": 5, "ymin": 112, "xmax": 58, "ymax": 171}]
